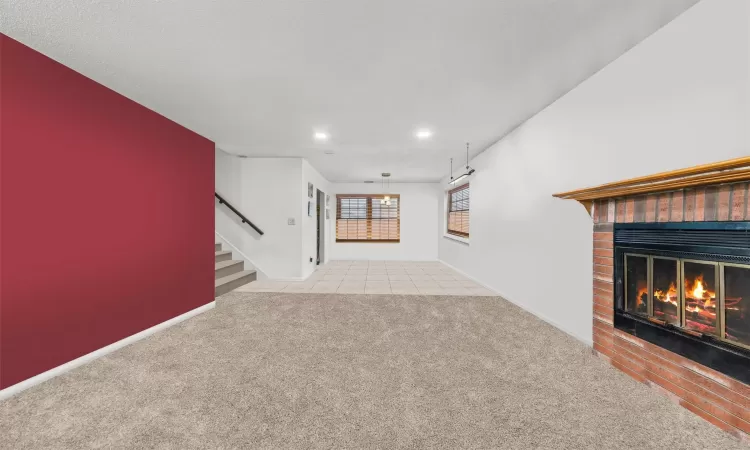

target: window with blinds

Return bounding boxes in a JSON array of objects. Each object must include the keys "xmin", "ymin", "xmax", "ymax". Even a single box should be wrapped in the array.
[
  {"xmin": 336, "ymin": 194, "xmax": 400, "ymax": 242},
  {"xmin": 447, "ymin": 184, "xmax": 469, "ymax": 238}
]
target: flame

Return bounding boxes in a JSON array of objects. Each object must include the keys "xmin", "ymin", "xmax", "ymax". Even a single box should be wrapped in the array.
[
  {"xmin": 654, "ymin": 282, "xmax": 679, "ymax": 307},
  {"xmin": 683, "ymin": 273, "xmax": 717, "ymax": 322},
  {"xmin": 636, "ymin": 285, "xmax": 648, "ymax": 308},
  {"xmin": 685, "ymin": 274, "xmax": 715, "ymax": 301}
]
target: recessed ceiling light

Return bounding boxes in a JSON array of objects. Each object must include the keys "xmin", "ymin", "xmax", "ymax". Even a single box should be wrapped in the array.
[
  {"xmin": 415, "ymin": 129, "xmax": 432, "ymax": 140},
  {"xmin": 314, "ymin": 131, "xmax": 329, "ymax": 141}
]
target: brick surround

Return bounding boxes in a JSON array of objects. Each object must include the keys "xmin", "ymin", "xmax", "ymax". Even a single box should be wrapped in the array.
[{"xmin": 591, "ymin": 182, "xmax": 750, "ymax": 442}]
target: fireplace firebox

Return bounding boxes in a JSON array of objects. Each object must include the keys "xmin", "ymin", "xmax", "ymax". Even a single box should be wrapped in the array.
[{"xmin": 614, "ymin": 222, "xmax": 750, "ymax": 383}]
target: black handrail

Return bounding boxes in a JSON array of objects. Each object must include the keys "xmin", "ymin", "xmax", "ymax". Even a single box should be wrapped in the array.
[{"xmin": 215, "ymin": 192, "xmax": 264, "ymax": 236}]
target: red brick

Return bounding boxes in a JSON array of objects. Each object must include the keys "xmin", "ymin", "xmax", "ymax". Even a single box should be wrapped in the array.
[
  {"xmin": 593, "ymin": 279, "xmax": 613, "ymax": 293},
  {"xmin": 612, "ymin": 353, "xmax": 648, "ymax": 384},
  {"xmin": 680, "ymin": 399, "xmax": 744, "ymax": 438},
  {"xmin": 592, "ymin": 318, "xmax": 613, "ymax": 334},
  {"xmin": 682, "ymin": 390, "xmax": 750, "ymax": 435},
  {"xmin": 593, "ymin": 293, "xmax": 613, "ymax": 307},
  {"xmin": 705, "ymin": 186, "xmax": 719, "ymax": 220},
  {"xmin": 597, "ymin": 200, "xmax": 609, "ymax": 223},
  {"xmin": 593, "ymin": 248, "xmax": 613, "ymax": 258},
  {"xmin": 671, "ymin": 191, "xmax": 684, "ymax": 222},
  {"xmin": 593, "ymin": 256, "xmax": 613, "ymax": 266},
  {"xmin": 718, "ymin": 185, "xmax": 732, "ymax": 221},
  {"xmin": 613, "ymin": 341, "xmax": 644, "ymax": 366},
  {"xmin": 616, "ymin": 200, "xmax": 626, "ymax": 223},
  {"xmin": 593, "ymin": 289, "xmax": 612, "ymax": 300},
  {"xmin": 625, "ymin": 198, "xmax": 635, "ymax": 223},
  {"xmin": 645, "ymin": 366, "xmax": 691, "ymax": 399},
  {"xmin": 641, "ymin": 339, "xmax": 750, "ymax": 401},
  {"xmin": 593, "ymin": 313, "xmax": 613, "ymax": 325},
  {"xmin": 613, "ymin": 333, "xmax": 645, "ymax": 354},
  {"xmin": 633, "ymin": 195, "xmax": 647, "ymax": 222},
  {"xmin": 593, "ymin": 303, "xmax": 612, "ymax": 319},
  {"xmin": 645, "ymin": 195, "xmax": 657, "ymax": 222},
  {"xmin": 594, "ymin": 342, "xmax": 614, "ymax": 359},
  {"xmin": 732, "ymin": 183, "xmax": 747, "ymax": 221},
  {"xmin": 685, "ymin": 190, "xmax": 696, "ymax": 221},
  {"xmin": 593, "ymin": 231, "xmax": 612, "ymax": 241},
  {"xmin": 593, "ymin": 287, "xmax": 613, "ymax": 300},
  {"xmin": 593, "ymin": 264, "xmax": 613, "ymax": 277},
  {"xmin": 645, "ymin": 350, "xmax": 750, "ymax": 412},
  {"xmin": 607, "ymin": 200, "xmax": 616, "ymax": 223},
  {"xmin": 695, "ymin": 188, "xmax": 706, "ymax": 221},
  {"xmin": 657, "ymin": 194, "xmax": 670, "ymax": 222},
  {"xmin": 681, "ymin": 360, "xmax": 750, "ymax": 401},
  {"xmin": 591, "ymin": 200, "xmax": 599, "ymax": 224},
  {"xmin": 593, "ymin": 326, "xmax": 613, "ymax": 343},
  {"xmin": 642, "ymin": 356, "xmax": 750, "ymax": 420},
  {"xmin": 614, "ymin": 333, "xmax": 750, "ymax": 419},
  {"xmin": 593, "ymin": 316, "xmax": 613, "ymax": 329}
]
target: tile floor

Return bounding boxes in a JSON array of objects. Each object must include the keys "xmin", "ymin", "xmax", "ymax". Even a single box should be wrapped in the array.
[{"xmin": 235, "ymin": 260, "xmax": 497, "ymax": 296}]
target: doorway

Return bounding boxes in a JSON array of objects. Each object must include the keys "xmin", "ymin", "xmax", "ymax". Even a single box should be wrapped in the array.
[{"xmin": 316, "ymin": 189, "xmax": 325, "ymax": 265}]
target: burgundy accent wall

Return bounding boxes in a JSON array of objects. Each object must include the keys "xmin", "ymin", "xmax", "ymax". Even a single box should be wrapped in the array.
[{"xmin": 0, "ymin": 34, "xmax": 215, "ymax": 389}]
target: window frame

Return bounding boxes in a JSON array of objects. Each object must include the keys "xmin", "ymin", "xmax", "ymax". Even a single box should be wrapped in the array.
[
  {"xmin": 335, "ymin": 194, "xmax": 401, "ymax": 243},
  {"xmin": 446, "ymin": 183, "xmax": 470, "ymax": 239}
]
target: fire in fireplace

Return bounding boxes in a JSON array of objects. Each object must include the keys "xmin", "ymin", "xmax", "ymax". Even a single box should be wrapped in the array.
[
  {"xmin": 623, "ymin": 254, "xmax": 748, "ymax": 351},
  {"xmin": 653, "ymin": 257, "xmax": 679, "ymax": 325},
  {"xmin": 614, "ymin": 223, "xmax": 750, "ymax": 381},
  {"xmin": 683, "ymin": 262, "xmax": 718, "ymax": 335}
]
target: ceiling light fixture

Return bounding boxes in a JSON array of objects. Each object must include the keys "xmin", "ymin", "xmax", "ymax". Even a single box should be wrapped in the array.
[
  {"xmin": 449, "ymin": 142, "xmax": 475, "ymax": 185},
  {"xmin": 380, "ymin": 173, "xmax": 392, "ymax": 205},
  {"xmin": 415, "ymin": 129, "xmax": 432, "ymax": 140},
  {"xmin": 314, "ymin": 131, "xmax": 329, "ymax": 141}
]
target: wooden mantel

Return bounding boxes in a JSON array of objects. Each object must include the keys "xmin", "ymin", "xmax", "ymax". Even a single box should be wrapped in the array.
[{"xmin": 553, "ymin": 156, "xmax": 750, "ymax": 213}]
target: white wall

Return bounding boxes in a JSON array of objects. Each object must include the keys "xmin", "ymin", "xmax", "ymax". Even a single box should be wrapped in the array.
[
  {"xmin": 438, "ymin": 0, "xmax": 749, "ymax": 344},
  {"xmin": 215, "ymin": 152, "xmax": 304, "ymax": 279},
  {"xmin": 329, "ymin": 182, "xmax": 440, "ymax": 261}
]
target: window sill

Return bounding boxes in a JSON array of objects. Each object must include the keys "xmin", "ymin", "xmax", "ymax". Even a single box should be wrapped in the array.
[{"xmin": 443, "ymin": 234, "xmax": 469, "ymax": 245}]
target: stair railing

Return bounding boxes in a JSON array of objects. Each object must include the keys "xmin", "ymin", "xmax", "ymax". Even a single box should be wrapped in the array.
[{"xmin": 215, "ymin": 192, "xmax": 264, "ymax": 236}]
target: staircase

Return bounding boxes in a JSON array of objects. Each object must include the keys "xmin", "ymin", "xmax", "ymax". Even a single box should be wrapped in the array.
[{"xmin": 215, "ymin": 242, "xmax": 257, "ymax": 297}]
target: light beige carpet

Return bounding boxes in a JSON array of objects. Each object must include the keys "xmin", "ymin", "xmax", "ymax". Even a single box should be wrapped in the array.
[{"xmin": 1, "ymin": 292, "xmax": 746, "ymax": 449}]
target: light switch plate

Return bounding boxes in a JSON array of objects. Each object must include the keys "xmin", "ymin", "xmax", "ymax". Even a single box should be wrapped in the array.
[{"xmin": 288, "ymin": 218, "xmax": 295, "ymax": 225}]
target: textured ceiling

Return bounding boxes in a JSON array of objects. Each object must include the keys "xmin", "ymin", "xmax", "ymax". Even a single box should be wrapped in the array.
[{"xmin": 2, "ymin": 0, "xmax": 699, "ymax": 182}]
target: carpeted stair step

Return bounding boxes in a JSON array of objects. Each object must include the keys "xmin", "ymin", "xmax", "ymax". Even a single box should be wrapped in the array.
[
  {"xmin": 215, "ymin": 259, "xmax": 244, "ymax": 279},
  {"xmin": 215, "ymin": 270, "xmax": 256, "ymax": 297},
  {"xmin": 215, "ymin": 250, "xmax": 232, "ymax": 263},
  {"xmin": 215, "ymin": 242, "xmax": 222, "ymax": 251}
]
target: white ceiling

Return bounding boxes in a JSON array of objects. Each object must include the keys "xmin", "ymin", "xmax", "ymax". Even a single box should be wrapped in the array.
[{"xmin": 3, "ymin": 0, "xmax": 698, "ymax": 182}]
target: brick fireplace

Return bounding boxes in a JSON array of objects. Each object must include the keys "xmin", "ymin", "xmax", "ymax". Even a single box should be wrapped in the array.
[{"xmin": 555, "ymin": 157, "xmax": 750, "ymax": 442}]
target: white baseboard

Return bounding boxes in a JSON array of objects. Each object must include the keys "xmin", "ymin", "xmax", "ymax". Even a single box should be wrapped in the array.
[
  {"xmin": 0, "ymin": 301, "xmax": 215, "ymax": 401},
  {"xmin": 437, "ymin": 259, "xmax": 592, "ymax": 346},
  {"xmin": 437, "ymin": 259, "xmax": 496, "ymax": 292}
]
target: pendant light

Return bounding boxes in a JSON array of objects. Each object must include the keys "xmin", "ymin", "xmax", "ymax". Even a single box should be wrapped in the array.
[
  {"xmin": 380, "ymin": 173, "xmax": 391, "ymax": 205},
  {"xmin": 450, "ymin": 142, "xmax": 475, "ymax": 185}
]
